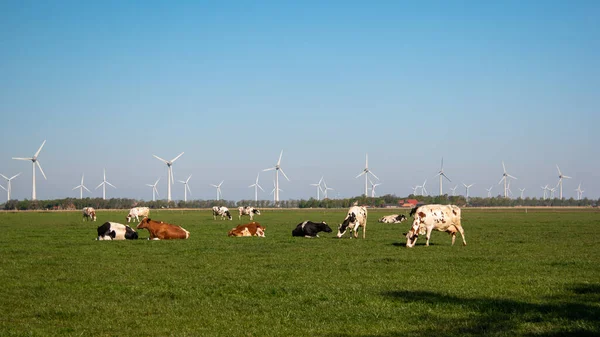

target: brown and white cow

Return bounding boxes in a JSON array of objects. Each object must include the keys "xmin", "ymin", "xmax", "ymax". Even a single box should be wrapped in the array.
[
  {"xmin": 228, "ymin": 222, "xmax": 266, "ymax": 237},
  {"xmin": 238, "ymin": 206, "xmax": 261, "ymax": 221},
  {"xmin": 337, "ymin": 205, "xmax": 368, "ymax": 239},
  {"xmin": 212, "ymin": 206, "xmax": 232, "ymax": 220},
  {"xmin": 126, "ymin": 206, "xmax": 150, "ymax": 223},
  {"xmin": 405, "ymin": 204, "xmax": 466, "ymax": 248},
  {"xmin": 82, "ymin": 207, "xmax": 97, "ymax": 221},
  {"xmin": 136, "ymin": 218, "xmax": 190, "ymax": 240},
  {"xmin": 378, "ymin": 214, "xmax": 407, "ymax": 224}
]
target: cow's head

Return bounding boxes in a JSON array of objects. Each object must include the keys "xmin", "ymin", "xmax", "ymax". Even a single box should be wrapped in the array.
[
  {"xmin": 124, "ymin": 225, "xmax": 139, "ymax": 240},
  {"xmin": 136, "ymin": 217, "xmax": 150, "ymax": 230},
  {"xmin": 225, "ymin": 210, "xmax": 233, "ymax": 220},
  {"xmin": 405, "ymin": 221, "xmax": 420, "ymax": 247},
  {"xmin": 319, "ymin": 222, "xmax": 332, "ymax": 233},
  {"xmin": 252, "ymin": 209, "xmax": 261, "ymax": 215},
  {"xmin": 337, "ymin": 212, "xmax": 356, "ymax": 238},
  {"xmin": 396, "ymin": 215, "xmax": 407, "ymax": 222},
  {"xmin": 255, "ymin": 226, "xmax": 266, "ymax": 237}
]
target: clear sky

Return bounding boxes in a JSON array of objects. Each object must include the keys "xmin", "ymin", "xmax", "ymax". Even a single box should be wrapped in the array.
[{"xmin": 1, "ymin": 1, "xmax": 598, "ymax": 201}]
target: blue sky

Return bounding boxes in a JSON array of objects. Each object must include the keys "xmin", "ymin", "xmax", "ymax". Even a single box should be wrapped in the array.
[{"xmin": 1, "ymin": 1, "xmax": 598, "ymax": 201}]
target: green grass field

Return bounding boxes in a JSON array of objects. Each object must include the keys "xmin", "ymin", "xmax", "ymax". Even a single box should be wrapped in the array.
[{"xmin": 0, "ymin": 208, "xmax": 599, "ymax": 336}]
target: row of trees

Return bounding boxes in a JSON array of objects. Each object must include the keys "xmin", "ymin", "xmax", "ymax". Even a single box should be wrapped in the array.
[{"xmin": 1, "ymin": 194, "xmax": 598, "ymax": 211}]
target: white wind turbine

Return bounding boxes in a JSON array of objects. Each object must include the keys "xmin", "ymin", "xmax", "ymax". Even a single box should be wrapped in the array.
[
  {"xmin": 421, "ymin": 179, "xmax": 428, "ymax": 196},
  {"xmin": 410, "ymin": 186, "xmax": 419, "ymax": 195},
  {"xmin": 153, "ymin": 152, "xmax": 184, "ymax": 202},
  {"xmin": 449, "ymin": 185, "xmax": 458, "ymax": 196},
  {"xmin": 549, "ymin": 186, "xmax": 557, "ymax": 199},
  {"xmin": 72, "ymin": 174, "xmax": 91, "ymax": 199},
  {"xmin": 178, "ymin": 175, "xmax": 192, "ymax": 202},
  {"xmin": 249, "ymin": 173, "xmax": 265, "ymax": 204},
  {"xmin": 485, "ymin": 185, "xmax": 493, "ymax": 198},
  {"xmin": 210, "ymin": 181, "xmax": 224, "ymax": 200},
  {"xmin": 519, "ymin": 188, "xmax": 525, "ymax": 199},
  {"xmin": 310, "ymin": 177, "xmax": 324, "ymax": 200},
  {"xmin": 95, "ymin": 169, "xmax": 116, "ymax": 200},
  {"xmin": 322, "ymin": 179, "xmax": 334, "ymax": 199},
  {"xmin": 270, "ymin": 180, "xmax": 283, "ymax": 203},
  {"xmin": 356, "ymin": 154, "xmax": 379, "ymax": 197},
  {"xmin": 541, "ymin": 185, "xmax": 549, "ymax": 200},
  {"xmin": 146, "ymin": 178, "xmax": 160, "ymax": 201},
  {"xmin": 0, "ymin": 172, "xmax": 21, "ymax": 201},
  {"xmin": 369, "ymin": 178, "xmax": 382, "ymax": 197},
  {"xmin": 263, "ymin": 150, "xmax": 290, "ymax": 205},
  {"xmin": 12, "ymin": 140, "xmax": 47, "ymax": 200},
  {"xmin": 575, "ymin": 183, "xmax": 584, "ymax": 200},
  {"xmin": 506, "ymin": 181, "xmax": 514, "ymax": 198},
  {"xmin": 498, "ymin": 161, "xmax": 517, "ymax": 198},
  {"xmin": 463, "ymin": 182, "xmax": 474, "ymax": 200},
  {"xmin": 556, "ymin": 165, "xmax": 571, "ymax": 199},
  {"xmin": 435, "ymin": 158, "xmax": 451, "ymax": 195}
]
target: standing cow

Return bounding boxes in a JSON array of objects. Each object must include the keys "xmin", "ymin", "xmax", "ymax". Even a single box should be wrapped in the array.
[
  {"xmin": 405, "ymin": 204, "xmax": 466, "ymax": 248},
  {"xmin": 337, "ymin": 206, "xmax": 368, "ymax": 239},
  {"xmin": 212, "ymin": 206, "xmax": 233, "ymax": 220},
  {"xmin": 97, "ymin": 222, "xmax": 138, "ymax": 240},
  {"xmin": 83, "ymin": 207, "xmax": 97, "ymax": 221},
  {"xmin": 126, "ymin": 207, "xmax": 150, "ymax": 223},
  {"xmin": 238, "ymin": 206, "xmax": 261, "ymax": 221},
  {"xmin": 292, "ymin": 221, "xmax": 332, "ymax": 238}
]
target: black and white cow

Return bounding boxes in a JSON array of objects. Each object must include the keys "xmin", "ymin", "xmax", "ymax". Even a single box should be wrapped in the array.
[
  {"xmin": 337, "ymin": 205, "xmax": 368, "ymax": 239},
  {"xmin": 292, "ymin": 221, "xmax": 332, "ymax": 238},
  {"xmin": 238, "ymin": 206, "xmax": 261, "ymax": 221},
  {"xmin": 212, "ymin": 206, "xmax": 232, "ymax": 220},
  {"xmin": 378, "ymin": 214, "xmax": 407, "ymax": 223},
  {"xmin": 97, "ymin": 222, "xmax": 138, "ymax": 240}
]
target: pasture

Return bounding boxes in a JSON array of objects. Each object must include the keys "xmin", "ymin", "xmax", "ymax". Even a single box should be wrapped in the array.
[{"xmin": 0, "ymin": 208, "xmax": 599, "ymax": 336}]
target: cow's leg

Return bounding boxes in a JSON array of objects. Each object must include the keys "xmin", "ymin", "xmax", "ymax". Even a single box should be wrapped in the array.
[
  {"xmin": 456, "ymin": 224, "xmax": 467, "ymax": 246},
  {"xmin": 363, "ymin": 224, "xmax": 366, "ymax": 239},
  {"xmin": 451, "ymin": 233, "xmax": 456, "ymax": 246},
  {"xmin": 425, "ymin": 226, "xmax": 434, "ymax": 246}
]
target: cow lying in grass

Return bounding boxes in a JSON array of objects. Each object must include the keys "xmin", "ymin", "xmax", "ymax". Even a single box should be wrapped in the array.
[
  {"xmin": 228, "ymin": 222, "xmax": 265, "ymax": 237},
  {"xmin": 378, "ymin": 214, "xmax": 406, "ymax": 223},
  {"xmin": 405, "ymin": 204, "xmax": 466, "ymax": 247},
  {"xmin": 97, "ymin": 222, "xmax": 138, "ymax": 240},
  {"xmin": 136, "ymin": 218, "xmax": 190, "ymax": 240},
  {"xmin": 292, "ymin": 221, "xmax": 331, "ymax": 238}
]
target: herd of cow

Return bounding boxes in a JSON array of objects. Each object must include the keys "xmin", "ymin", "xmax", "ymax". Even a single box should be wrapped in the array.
[{"xmin": 89, "ymin": 204, "xmax": 467, "ymax": 247}]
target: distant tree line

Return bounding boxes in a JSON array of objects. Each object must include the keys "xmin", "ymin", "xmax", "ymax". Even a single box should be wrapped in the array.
[{"xmin": 1, "ymin": 194, "xmax": 598, "ymax": 211}]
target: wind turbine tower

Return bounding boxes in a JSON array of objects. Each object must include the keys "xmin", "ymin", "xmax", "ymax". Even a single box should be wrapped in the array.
[
  {"xmin": 210, "ymin": 181, "xmax": 224, "ymax": 200},
  {"xmin": 178, "ymin": 175, "xmax": 192, "ymax": 202},
  {"xmin": 153, "ymin": 152, "xmax": 184, "ymax": 202},
  {"xmin": 12, "ymin": 140, "xmax": 47, "ymax": 200},
  {"xmin": 248, "ymin": 173, "xmax": 264, "ymax": 203},
  {"xmin": 463, "ymin": 183, "xmax": 475, "ymax": 200},
  {"xmin": 310, "ymin": 177, "xmax": 324, "ymax": 200},
  {"xmin": 263, "ymin": 150, "xmax": 290, "ymax": 206},
  {"xmin": 0, "ymin": 173, "xmax": 21, "ymax": 201},
  {"xmin": 356, "ymin": 154, "xmax": 379, "ymax": 197},
  {"xmin": 498, "ymin": 161, "xmax": 517, "ymax": 198},
  {"xmin": 556, "ymin": 165, "xmax": 571, "ymax": 199},
  {"xmin": 95, "ymin": 169, "xmax": 116, "ymax": 200},
  {"xmin": 435, "ymin": 158, "xmax": 451, "ymax": 195},
  {"xmin": 146, "ymin": 178, "xmax": 160, "ymax": 201},
  {"xmin": 72, "ymin": 174, "xmax": 91, "ymax": 199}
]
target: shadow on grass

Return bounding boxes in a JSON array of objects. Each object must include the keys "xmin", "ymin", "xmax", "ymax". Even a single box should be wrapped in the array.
[{"xmin": 329, "ymin": 283, "xmax": 600, "ymax": 337}]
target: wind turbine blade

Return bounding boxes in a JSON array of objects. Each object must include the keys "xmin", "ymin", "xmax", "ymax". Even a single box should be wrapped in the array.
[
  {"xmin": 106, "ymin": 181, "xmax": 116, "ymax": 188},
  {"xmin": 178, "ymin": 180, "xmax": 186, "ymax": 184},
  {"xmin": 257, "ymin": 184, "xmax": 264, "ymax": 192},
  {"xmin": 263, "ymin": 167, "xmax": 276, "ymax": 172},
  {"xmin": 72, "ymin": 186, "xmax": 80, "ymax": 190},
  {"xmin": 36, "ymin": 161, "xmax": 47, "ymax": 180},
  {"xmin": 34, "ymin": 140, "xmax": 46, "ymax": 158},
  {"xmin": 507, "ymin": 174, "xmax": 517, "ymax": 180},
  {"xmin": 279, "ymin": 168, "xmax": 290, "ymax": 181},
  {"xmin": 186, "ymin": 175, "xmax": 192, "ymax": 183},
  {"xmin": 0, "ymin": 185, "xmax": 6, "ymax": 192},
  {"xmin": 146, "ymin": 184, "xmax": 154, "ymax": 187},
  {"xmin": 441, "ymin": 157, "xmax": 444, "ymax": 169},
  {"xmin": 556, "ymin": 165, "xmax": 562, "ymax": 176},
  {"xmin": 502, "ymin": 161, "xmax": 506, "ymax": 173},
  {"xmin": 155, "ymin": 177, "xmax": 161, "ymax": 185},
  {"xmin": 153, "ymin": 155, "xmax": 169, "ymax": 164},
  {"xmin": 171, "ymin": 152, "xmax": 184, "ymax": 163},
  {"xmin": 187, "ymin": 184, "xmax": 192, "ymax": 195},
  {"xmin": 365, "ymin": 153, "xmax": 368, "ymax": 168},
  {"xmin": 219, "ymin": 180, "xmax": 224, "ymax": 187},
  {"xmin": 96, "ymin": 182, "xmax": 104, "ymax": 189},
  {"xmin": 355, "ymin": 171, "xmax": 366, "ymax": 178},
  {"xmin": 277, "ymin": 150, "xmax": 283, "ymax": 166},
  {"xmin": 498, "ymin": 177, "xmax": 505, "ymax": 185},
  {"xmin": 12, "ymin": 157, "xmax": 33, "ymax": 161},
  {"xmin": 170, "ymin": 167, "xmax": 174, "ymax": 184},
  {"xmin": 155, "ymin": 188, "xmax": 159, "ymax": 197},
  {"xmin": 83, "ymin": 186, "xmax": 91, "ymax": 193},
  {"xmin": 443, "ymin": 173, "xmax": 451, "ymax": 182},
  {"xmin": 249, "ymin": 184, "xmax": 255, "ymax": 188},
  {"xmin": 0, "ymin": 174, "xmax": 7, "ymax": 180},
  {"xmin": 369, "ymin": 171, "xmax": 379, "ymax": 180},
  {"xmin": 11, "ymin": 172, "xmax": 21, "ymax": 180},
  {"xmin": 210, "ymin": 184, "xmax": 218, "ymax": 188},
  {"xmin": 563, "ymin": 175, "xmax": 572, "ymax": 179}
]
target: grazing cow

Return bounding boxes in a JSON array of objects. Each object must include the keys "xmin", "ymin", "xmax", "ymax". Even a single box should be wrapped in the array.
[
  {"xmin": 238, "ymin": 206, "xmax": 261, "ymax": 221},
  {"xmin": 82, "ymin": 207, "xmax": 97, "ymax": 221},
  {"xmin": 378, "ymin": 214, "xmax": 407, "ymax": 224},
  {"xmin": 97, "ymin": 222, "xmax": 138, "ymax": 240},
  {"xmin": 136, "ymin": 218, "xmax": 190, "ymax": 240},
  {"xmin": 337, "ymin": 206, "xmax": 368, "ymax": 239},
  {"xmin": 405, "ymin": 204, "xmax": 466, "ymax": 248},
  {"xmin": 292, "ymin": 221, "xmax": 332, "ymax": 238},
  {"xmin": 228, "ymin": 222, "xmax": 266, "ymax": 237},
  {"xmin": 126, "ymin": 207, "xmax": 150, "ymax": 223},
  {"xmin": 212, "ymin": 206, "xmax": 233, "ymax": 220}
]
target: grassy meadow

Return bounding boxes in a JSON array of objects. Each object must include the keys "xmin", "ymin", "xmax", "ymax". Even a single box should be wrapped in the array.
[{"xmin": 0, "ymin": 208, "xmax": 599, "ymax": 336}]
